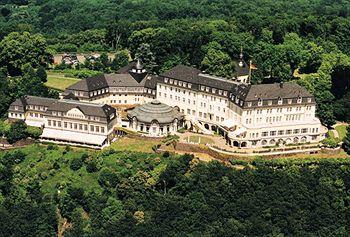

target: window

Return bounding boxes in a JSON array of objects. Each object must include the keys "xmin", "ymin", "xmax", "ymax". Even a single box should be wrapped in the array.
[
  {"xmin": 278, "ymin": 97, "xmax": 283, "ymax": 105},
  {"xmin": 270, "ymin": 131, "xmax": 276, "ymax": 136},
  {"xmin": 278, "ymin": 130, "xmax": 284, "ymax": 135},
  {"xmin": 297, "ymin": 96, "xmax": 302, "ymax": 103},
  {"xmin": 286, "ymin": 130, "xmax": 292, "ymax": 135},
  {"xmin": 262, "ymin": 132, "xmax": 268, "ymax": 137},
  {"xmin": 90, "ymin": 125, "xmax": 94, "ymax": 132},
  {"xmin": 101, "ymin": 127, "xmax": 105, "ymax": 133},
  {"xmin": 302, "ymin": 128, "xmax": 308, "ymax": 133},
  {"xmin": 258, "ymin": 98, "xmax": 263, "ymax": 106},
  {"xmin": 48, "ymin": 120, "xmax": 51, "ymax": 126},
  {"xmin": 84, "ymin": 125, "xmax": 88, "ymax": 131},
  {"xmin": 293, "ymin": 129, "xmax": 300, "ymax": 134}
]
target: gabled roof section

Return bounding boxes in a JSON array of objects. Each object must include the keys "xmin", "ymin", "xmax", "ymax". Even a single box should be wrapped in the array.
[
  {"xmin": 160, "ymin": 65, "xmax": 201, "ymax": 83},
  {"xmin": 245, "ymin": 82, "xmax": 313, "ymax": 101},
  {"xmin": 105, "ymin": 73, "xmax": 144, "ymax": 87},
  {"xmin": 67, "ymin": 74, "xmax": 107, "ymax": 91},
  {"xmin": 160, "ymin": 65, "xmax": 240, "ymax": 92},
  {"xmin": 47, "ymin": 100, "xmax": 116, "ymax": 122}
]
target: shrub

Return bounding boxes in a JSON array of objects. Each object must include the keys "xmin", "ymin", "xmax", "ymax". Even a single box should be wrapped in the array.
[
  {"xmin": 86, "ymin": 159, "xmax": 100, "ymax": 173},
  {"xmin": 0, "ymin": 120, "xmax": 10, "ymax": 136},
  {"xmin": 5, "ymin": 120, "xmax": 28, "ymax": 144},
  {"xmin": 47, "ymin": 144, "xmax": 58, "ymax": 150},
  {"xmin": 70, "ymin": 157, "xmax": 83, "ymax": 171},
  {"xmin": 26, "ymin": 126, "xmax": 42, "ymax": 139},
  {"xmin": 163, "ymin": 151, "xmax": 170, "ymax": 158},
  {"xmin": 322, "ymin": 137, "xmax": 340, "ymax": 148}
]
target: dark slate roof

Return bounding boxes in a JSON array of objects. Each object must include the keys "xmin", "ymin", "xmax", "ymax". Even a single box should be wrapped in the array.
[
  {"xmin": 47, "ymin": 100, "xmax": 116, "ymax": 122},
  {"xmin": 144, "ymin": 75, "xmax": 158, "ymax": 90},
  {"xmin": 8, "ymin": 96, "xmax": 58, "ymax": 113},
  {"xmin": 63, "ymin": 93, "xmax": 79, "ymax": 100},
  {"xmin": 116, "ymin": 62, "xmax": 136, "ymax": 74},
  {"xmin": 245, "ymin": 82, "xmax": 313, "ymax": 101},
  {"xmin": 234, "ymin": 60, "xmax": 250, "ymax": 77},
  {"xmin": 160, "ymin": 65, "xmax": 240, "ymax": 91},
  {"xmin": 24, "ymin": 95, "xmax": 57, "ymax": 107},
  {"xmin": 105, "ymin": 74, "xmax": 144, "ymax": 87},
  {"xmin": 127, "ymin": 100, "xmax": 184, "ymax": 124},
  {"xmin": 67, "ymin": 74, "xmax": 107, "ymax": 91}
]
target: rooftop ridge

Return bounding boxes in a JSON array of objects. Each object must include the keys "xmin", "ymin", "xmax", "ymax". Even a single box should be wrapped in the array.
[
  {"xmin": 198, "ymin": 73, "xmax": 240, "ymax": 85},
  {"xmin": 60, "ymin": 99, "xmax": 105, "ymax": 107}
]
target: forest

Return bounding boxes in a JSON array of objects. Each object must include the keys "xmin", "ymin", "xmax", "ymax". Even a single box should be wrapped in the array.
[
  {"xmin": 0, "ymin": 0, "xmax": 349, "ymax": 125},
  {"xmin": 0, "ymin": 1, "xmax": 350, "ymax": 236},
  {"xmin": 1, "ymin": 144, "xmax": 350, "ymax": 236}
]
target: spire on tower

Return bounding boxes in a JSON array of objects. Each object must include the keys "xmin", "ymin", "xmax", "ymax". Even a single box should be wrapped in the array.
[{"xmin": 135, "ymin": 58, "xmax": 143, "ymax": 70}]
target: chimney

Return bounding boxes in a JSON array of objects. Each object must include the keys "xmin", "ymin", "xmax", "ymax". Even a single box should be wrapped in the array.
[{"xmin": 279, "ymin": 81, "xmax": 284, "ymax": 88}]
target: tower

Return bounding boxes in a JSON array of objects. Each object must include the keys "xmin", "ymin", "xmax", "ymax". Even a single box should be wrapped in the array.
[{"xmin": 129, "ymin": 58, "xmax": 148, "ymax": 83}]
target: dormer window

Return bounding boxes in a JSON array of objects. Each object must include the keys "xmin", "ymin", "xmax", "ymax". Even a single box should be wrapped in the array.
[
  {"xmin": 206, "ymin": 87, "xmax": 210, "ymax": 92},
  {"xmin": 258, "ymin": 98, "xmax": 263, "ymax": 106},
  {"xmin": 288, "ymin": 99, "xmax": 292, "ymax": 104},
  {"xmin": 223, "ymin": 91, "xmax": 227, "ymax": 96},
  {"xmin": 307, "ymin": 97, "xmax": 312, "ymax": 103},
  {"xmin": 219, "ymin": 90, "xmax": 222, "ymax": 95},
  {"xmin": 212, "ymin": 88, "xmax": 216, "ymax": 93},
  {"xmin": 187, "ymin": 83, "xmax": 191, "ymax": 88},
  {"xmin": 247, "ymin": 102, "xmax": 252, "ymax": 107},
  {"xmin": 201, "ymin": 86, "xmax": 205, "ymax": 91},
  {"xmin": 278, "ymin": 97, "xmax": 283, "ymax": 105},
  {"xmin": 179, "ymin": 81, "xmax": 182, "ymax": 86},
  {"xmin": 164, "ymin": 78, "xmax": 168, "ymax": 83},
  {"xmin": 297, "ymin": 96, "xmax": 302, "ymax": 103},
  {"xmin": 169, "ymin": 79, "xmax": 173, "ymax": 84},
  {"xmin": 268, "ymin": 100, "xmax": 272, "ymax": 105},
  {"xmin": 174, "ymin": 80, "xmax": 178, "ymax": 85}
]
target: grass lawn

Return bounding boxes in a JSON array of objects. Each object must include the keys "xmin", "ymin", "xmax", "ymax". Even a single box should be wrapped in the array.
[
  {"xmin": 109, "ymin": 136, "xmax": 161, "ymax": 153},
  {"xmin": 187, "ymin": 135, "xmax": 214, "ymax": 145},
  {"xmin": 45, "ymin": 72, "xmax": 80, "ymax": 91},
  {"xmin": 328, "ymin": 130, "xmax": 335, "ymax": 139},
  {"xmin": 335, "ymin": 125, "xmax": 348, "ymax": 140}
]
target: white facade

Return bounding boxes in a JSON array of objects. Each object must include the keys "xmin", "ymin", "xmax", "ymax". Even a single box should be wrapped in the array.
[{"xmin": 60, "ymin": 63, "xmax": 326, "ymax": 149}]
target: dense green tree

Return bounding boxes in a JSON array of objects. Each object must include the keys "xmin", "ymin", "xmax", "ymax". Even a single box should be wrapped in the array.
[
  {"xmin": 135, "ymin": 43, "xmax": 157, "ymax": 72},
  {"xmin": 5, "ymin": 120, "xmax": 27, "ymax": 144},
  {"xmin": 201, "ymin": 44, "xmax": 235, "ymax": 78},
  {"xmin": 111, "ymin": 50, "xmax": 129, "ymax": 71},
  {"xmin": 0, "ymin": 32, "xmax": 51, "ymax": 76},
  {"xmin": 36, "ymin": 66, "xmax": 47, "ymax": 83}
]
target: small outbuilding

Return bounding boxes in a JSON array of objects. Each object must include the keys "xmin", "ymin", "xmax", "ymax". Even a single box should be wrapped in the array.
[{"xmin": 127, "ymin": 100, "xmax": 184, "ymax": 137}]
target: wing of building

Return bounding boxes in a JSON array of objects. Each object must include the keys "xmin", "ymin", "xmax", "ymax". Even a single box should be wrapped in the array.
[
  {"xmin": 8, "ymin": 59, "xmax": 326, "ymax": 149},
  {"xmin": 8, "ymin": 95, "xmax": 118, "ymax": 149}
]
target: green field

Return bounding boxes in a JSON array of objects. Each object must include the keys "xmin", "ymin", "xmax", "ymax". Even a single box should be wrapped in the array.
[
  {"xmin": 45, "ymin": 72, "xmax": 80, "ymax": 91},
  {"xmin": 335, "ymin": 125, "xmax": 348, "ymax": 140}
]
